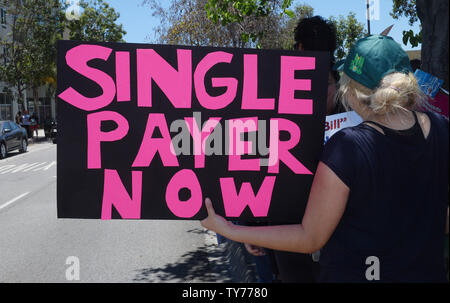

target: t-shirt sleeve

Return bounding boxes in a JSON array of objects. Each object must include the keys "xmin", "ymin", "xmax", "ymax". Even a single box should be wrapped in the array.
[{"xmin": 320, "ymin": 129, "xmax": 360, "ymax": 189}]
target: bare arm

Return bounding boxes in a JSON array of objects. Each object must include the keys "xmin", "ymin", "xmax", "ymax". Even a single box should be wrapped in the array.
[{"xmin": 201, "ymin": 162, "xmax": 350, "ymax": 254}]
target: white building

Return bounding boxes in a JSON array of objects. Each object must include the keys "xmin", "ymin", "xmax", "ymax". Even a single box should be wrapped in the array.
[{"xmin": 0, "ymin": 2, "xmax": 56, "ymax": 123}]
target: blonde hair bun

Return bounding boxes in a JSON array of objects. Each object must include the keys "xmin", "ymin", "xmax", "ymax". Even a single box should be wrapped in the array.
[{"xmin": 338, "ymin": 72, "xmax": 425, "ymax": 118}]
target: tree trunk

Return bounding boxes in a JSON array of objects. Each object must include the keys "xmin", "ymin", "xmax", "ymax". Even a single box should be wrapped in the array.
[
  {"xmin": 416, "ymin": 0, "xmax": 449, "ymax": 90},
  {"xmin": 16, "ymin": 83, "xmax": 24, "ymax": 112},
  {"xmin": 33, "ymin": 86, "xmax": 40, "ymax": 121}
]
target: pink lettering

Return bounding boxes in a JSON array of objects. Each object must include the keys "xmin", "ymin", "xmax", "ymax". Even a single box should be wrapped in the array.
[
  {"xmin": 137, "ymin": 49, "xmax": 192, "ymax": 108},
  {"xmin": 228, "ymin": 117, "xmax": 260, "ymax": 171},
  {"xmin": 194, "ymin": 52, "xmax": 238, "ymax": 110},
  {"xmin": 268, "ymin": 118, "xmax": 312, "ymax": 175},
  {"xmin": 242, "ymin": 54, "xmax": 275, "ymax": 110},
  {"xmin": 101, "ymin": 169, "xmax": 142, "ymax": 220},
  {"xmin": 220, "ymin": 176, "xmax": 276, "ymax": 217},
  {"xmin": 278, "ymin": 56, "xmax": 315, "ymax": 115},
  {"xmin": 87, "ymin": 111, "xmax": 129, "ymax": 169},
  {"xmin": 58, "ymin": 44, "xmax": 116, "ymax": 111},
  {"xmin": 184, "ymin": 117, "xmax": 222, "ymax": 168},
  {"xmin": 165, "ymin": 169, "xmax": 203, "ymax": 218},
  {"xmin": 133, "ymin": 113, "xmax": 179, "ymax": 167},
  {"xmin": 116, "ymin": 51, "xmax": 131, "ymax": 102}
]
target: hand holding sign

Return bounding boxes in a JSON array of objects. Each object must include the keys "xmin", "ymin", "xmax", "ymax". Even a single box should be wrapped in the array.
[{"xmin": 200, "ymin": 198, "xmax": 232, "ymax": 236}]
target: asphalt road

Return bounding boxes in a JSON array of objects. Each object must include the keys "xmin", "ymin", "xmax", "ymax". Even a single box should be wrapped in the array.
[{"xmin": 0, "ymin": 140, "xmax": 229, "ymax": 283}]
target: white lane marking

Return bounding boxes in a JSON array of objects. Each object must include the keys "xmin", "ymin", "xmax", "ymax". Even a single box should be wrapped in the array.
[
  {"xmin": 0, "ymin": 192, "xmax": 30, "ymax": 211},
  {"xmin": 38, "ymin": 161, "xmax": 56, "ymax": 171},
  {"xmin": 0, "ymin": 165, "xmax": 15, "ymax": 173},
  {"xmin": 22, "ymin": 162, "xmax": 47, "ymax": 172},
  {"xmin": 0, "ymin": 161, "xmax": 57, "ymax": 174},
  {"xmin": 10, "ymin": 162, "xmax": 39, "ymax": 173}
]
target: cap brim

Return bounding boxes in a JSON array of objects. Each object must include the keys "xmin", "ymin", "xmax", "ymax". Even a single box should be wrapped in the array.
[{"xmin": 333, "ymin": 59, "xmax": 345, "ymax": 71}]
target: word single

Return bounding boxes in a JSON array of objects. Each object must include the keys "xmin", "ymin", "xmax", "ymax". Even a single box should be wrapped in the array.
[{"xmin": 58, "ymin": 44, "xmax": 315, "ymax": 115}]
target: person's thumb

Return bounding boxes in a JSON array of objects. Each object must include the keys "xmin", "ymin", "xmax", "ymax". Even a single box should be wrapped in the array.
[{"xmin": 204, "ymin": 198, "xmax": 215, "ymax": 216}]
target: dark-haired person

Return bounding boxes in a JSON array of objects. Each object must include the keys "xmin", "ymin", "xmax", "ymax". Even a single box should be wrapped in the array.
[
  {"xmin": 295, "ymin": 15, "xmax": 343, "ymax": 115},
  {"xmin": 243, "ymin": 15, "xmax": 345, "ymax": 283},
  {"xmin": 201, "ymin": 35, "xmax": 449, "ymax": 283},
  {"xmin": 266, "ymin": 15, "xmax": 343, "ymax": 283}
]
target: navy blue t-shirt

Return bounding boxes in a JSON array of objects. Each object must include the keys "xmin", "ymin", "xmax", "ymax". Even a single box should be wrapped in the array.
[{"xmin": 319, "ymin": 111, "xmax": 448, "ymax": 283}]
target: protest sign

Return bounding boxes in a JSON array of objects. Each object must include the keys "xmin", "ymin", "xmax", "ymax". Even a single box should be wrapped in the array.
[
  {"xmin": 324, "ymin": 111, "xmax": 363, "ymax": 144},
  {"xmin": 57, "ymin": 41, "xmax": 329, "ymax": 223},
  {"xmin": 414, "ymin": 69, "xmax": 448, "ymax": 118},
  {"xmin": 415, "ymin": 69, "xmax": 443, "ymax": 99}
]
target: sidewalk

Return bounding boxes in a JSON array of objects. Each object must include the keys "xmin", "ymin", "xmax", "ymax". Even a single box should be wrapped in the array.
[{"xmin": 27, "ymin": 129, "xmax": 49, "ymax": 145}]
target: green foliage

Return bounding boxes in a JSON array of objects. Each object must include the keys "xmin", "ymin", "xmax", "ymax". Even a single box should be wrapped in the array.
[
  {"xmin": 402, "ymin": 29, "xmax": 421, "ymax": 48},
  {"xmin": 145, "ymin": 0, "xmax": 290, "ymax": 48},
  {"xmin": 65, "ymin": 0, "xmax": 126, "ymax": 42},
  {"xmin": 0, "ymin": 0, "xmax": 64, "ymax": 105},
  {"xmin": 391, "ymin": 0, "xmax": 418, "ymax": 25},
  {"xmin": 277, "ymin": 3, "xmax": 314, "ymax": 50},
  {"xmin": 329, "ymin": 12, "xmax": 367, "ymax": 60},
  {"xmin": 391, "ymin": 0, "xmax": 421, "ymax": 47},
  {"xmin": 147, "ymin": 0, "xmax": 365, "ymax": 57},
  {"xmin": 205, "ymin": 0, "xmax": 294, "ymax": 47}
]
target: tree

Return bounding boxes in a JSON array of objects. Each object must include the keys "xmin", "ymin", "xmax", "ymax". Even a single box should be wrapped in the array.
[
  {"xmin": 391, "ymin": 0, "xmax": 421, "ymax": 47},
  {"xmin": 275, "ymin": 3, "xmax": 314, "ymax": 50},
  {"xmin": 329, "ymin": 12, "xmax": 367, "ymax": 60},
  {"xmin": 0, "ymin": 0, "xmax": 127, "ymax": 116},
  {"xmin": 143, "ymin": 0, "xmax": 238, "ymax": 47},
  {"xmin": 0, "ymin": 0, "xmax": 64, "ymax": 112},
  {"xmin": 391, "ymin": 0, "xmax": 449, "ymax": 90},
  {"xmin": 205, "ymin": 0, "xmax": 294, "ymax": 47},
  {"xmin": 65, "ymin": 0, "xmax": 126, "ymax": 42},
  {"xmin": 144, "ymin": 0, "xmax": 285, "ymax": 48}
]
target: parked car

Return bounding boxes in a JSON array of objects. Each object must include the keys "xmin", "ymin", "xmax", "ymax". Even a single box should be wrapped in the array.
[{"xmin": 0, "ymin": 120, "xmax": 28, "ymax": 159}]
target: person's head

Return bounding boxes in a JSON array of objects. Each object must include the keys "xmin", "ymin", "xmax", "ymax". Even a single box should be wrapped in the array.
[
  {"xmin": 294, "ymin": 16, "xmax": 337, "ymax": 54},
  {"xmin": 294, "ymin": 16, "xmax": 339, "ymax": 114},
  {"xmin": 336, "ymin": 35, "xmax": 424, "ymax": 120}
]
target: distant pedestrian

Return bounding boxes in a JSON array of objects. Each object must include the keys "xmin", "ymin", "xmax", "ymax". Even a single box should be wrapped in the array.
[
  {"xmin": 22, "ymin": 110, "xmax": 31, "ymax": 138},
  {"xmin": 15, "ymin": 111, "xmax": 23, "ymax": 125},
  {"xmin": 30, "ymin": 112, "xmax": 39, "ymax": 137}
]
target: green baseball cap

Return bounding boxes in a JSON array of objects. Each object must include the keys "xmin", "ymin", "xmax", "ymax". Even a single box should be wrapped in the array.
[{"xmin": 334, "ymin": 35, "xmax": 412, "ymax": 90}]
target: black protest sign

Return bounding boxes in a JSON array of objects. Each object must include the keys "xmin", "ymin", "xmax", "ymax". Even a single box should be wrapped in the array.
[{"xmin": 57, "ymin": 40, "xmax": 329, "ymax": 223}]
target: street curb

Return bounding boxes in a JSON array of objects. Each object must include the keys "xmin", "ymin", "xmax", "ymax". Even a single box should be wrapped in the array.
[
  {"xmin": 203, "ymin": 229, "xmax": 257, "ymax": 283},
  {"xmin": 203, "ymin": 229, "xmax": 233, "ymax": 283}
]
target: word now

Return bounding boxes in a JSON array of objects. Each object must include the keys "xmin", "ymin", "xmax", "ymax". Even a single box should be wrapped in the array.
[
  {"xmin": 101, "ymin": 169, "xmax": 276, "ymax": 220},
  {"xmin": 58, "ymin": 45, "xmax": 316, "ymax": 115}
]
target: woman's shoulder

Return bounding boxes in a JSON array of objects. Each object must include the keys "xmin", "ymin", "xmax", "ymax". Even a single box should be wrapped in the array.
[{"xmin": 424, "ymin": 111, "xmax": 449, "ymax": 127}]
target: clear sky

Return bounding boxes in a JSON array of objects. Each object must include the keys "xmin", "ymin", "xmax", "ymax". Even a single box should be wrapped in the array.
[{"xmin": 105, "ymin": 0, "xmax": 421, "ymax": 50}]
